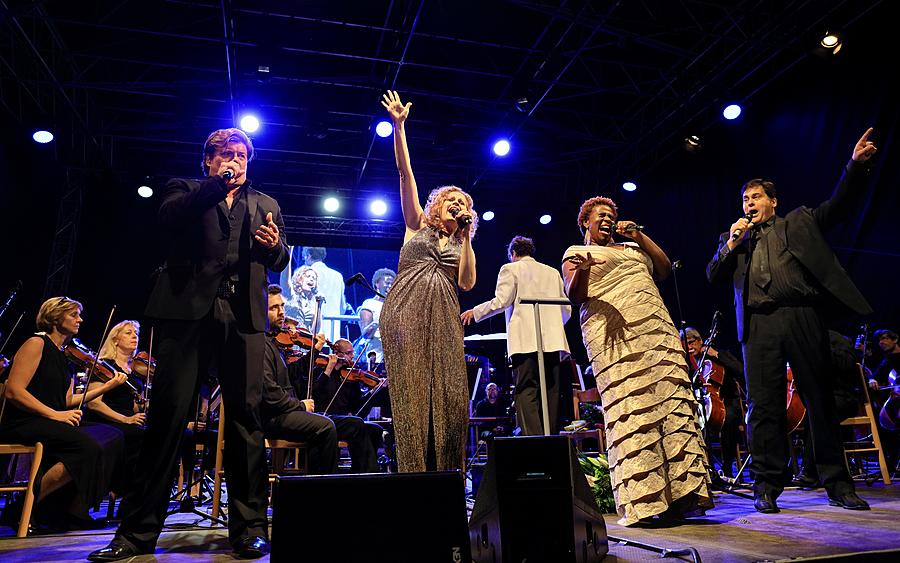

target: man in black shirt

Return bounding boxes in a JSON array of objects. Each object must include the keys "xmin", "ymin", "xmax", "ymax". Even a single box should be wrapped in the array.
[
  {"xmin": 707, "ymin": 128, "xmax": 877, "ymax": 513},
  {"xmin": 473, "ymin": 383, "xmax": 508, "ymax": 418},
  {"xmin": 871, "ymin": 329, "xmax": 900, "ymax": 472}
]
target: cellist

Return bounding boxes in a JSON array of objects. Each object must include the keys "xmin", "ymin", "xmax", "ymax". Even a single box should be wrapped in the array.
[{"xmin": 683, "ymin": 327, "xmax": 745, "ymax": 480}]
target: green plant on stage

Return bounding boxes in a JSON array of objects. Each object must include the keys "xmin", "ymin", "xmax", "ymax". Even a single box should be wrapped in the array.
[{"xmin": 577, "ymin": 453, "xmax": 615, "ymax": 514}]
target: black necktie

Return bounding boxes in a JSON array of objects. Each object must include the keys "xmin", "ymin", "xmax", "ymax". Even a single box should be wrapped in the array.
[{"xmin": 752, "ymin": 229, "xmax": 771, "ymax": 290}]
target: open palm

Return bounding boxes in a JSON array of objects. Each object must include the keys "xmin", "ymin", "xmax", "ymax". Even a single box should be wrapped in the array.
[{"xmin": 381, "ymin": 90, "xmax": 411, "ymax": 124}]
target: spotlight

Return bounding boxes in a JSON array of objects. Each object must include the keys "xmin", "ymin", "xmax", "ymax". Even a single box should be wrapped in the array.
[
  {"xmin": 684, "ymin": 135, "xmax": 702, "ymax": 153},
  {"xmin": 622, "ymin": 182, "xmax": 637, "ymax": 192},
  {"xmin": 370, "ymin": 199, "xmax": 388, "ymax": 216},
  {"xmin": 32, "ymin": 130, "xmax": 54, "ymax": 144},
  {"xmin": 323, "ymin": 197, "xmax": 340, "ymax": 213},
  {"xmin": 482, "ymin": 211, "xmax": 495, "ymax": 221},
  {"xmin": 539, "ymin": 214, "xmax": 552, "ymax": 225},
  {"xmin": 820, "ymin": 31, "xmax": 842, "ymax": 54},
  {"xmin": 723, "ymin": 104, "xmax": 742, "ymax": 120},
  {"xmin": 137, "ymin": 185, "xmax": 153, "ymax": 198},
  {"xmin": 375, "ymin": 120, "xmax": 393, "ymax": 138},
  {"xmin": 492, "ymin": 139, "xmax": 511, "ymax": 157},
  {"xmin": 239, "ymin": 114, "xmax": 260, "ymax": 133},
  {"xmin": 514, "ymin": 97, "xmax": 530, "ymax": 113}
]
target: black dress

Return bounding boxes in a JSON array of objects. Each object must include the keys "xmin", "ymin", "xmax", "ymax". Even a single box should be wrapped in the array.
[
  {"xmin": 0, "ymin": 334, "xmax": 124, "ymax": 509},
  {"xmin": 85, "ymin": 360, "xmax": 145, "ymax": 495}
]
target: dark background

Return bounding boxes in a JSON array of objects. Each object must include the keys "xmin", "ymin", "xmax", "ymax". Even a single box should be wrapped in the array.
[{"xmin": 1, "ymin": 1, "xmax": 897, "ymax": 365}]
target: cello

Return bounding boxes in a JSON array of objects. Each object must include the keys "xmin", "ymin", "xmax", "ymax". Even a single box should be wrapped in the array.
[
  {"xmin": 785, "ymin": 365, "xmax": 806, "ymax": 433},
  {"xmin": 688, "ymin": 312, "xmax": 727, "ymax": 434}
]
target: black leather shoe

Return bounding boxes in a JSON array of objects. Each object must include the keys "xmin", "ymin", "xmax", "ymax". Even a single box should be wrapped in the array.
[
  {"xmin": 753, "ymin": 492, "xmax": 780, "ymax": 513},
  {"xmin": 87, "ymin": 538, "xmax": 147, "ymax": 562},
  {"xmin": 793, "ymin": 473, "xmax": 820, "ymax": 489},
  {"xmin": 828, "ymin": 492, "xmax": 870, "ymax": 510},
  {"xmin": 233, "ymin": 536, "xmax": 269, "ymax": 559}
]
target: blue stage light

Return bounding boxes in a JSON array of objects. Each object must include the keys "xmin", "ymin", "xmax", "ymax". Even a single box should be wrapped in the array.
[
  {"xmin": 492, "ymin": 139, "xmax": 511, "ymax": 157},
  {"xmin": 239, "ymin": 114, "xmax": 260, "ymax": 133},
  {"xmin": 375, "ymin": 121, "xmax": 393, "ymax": 138},
  {"xmin": 623, "ymin": 182, "xmax": 637, "ymax": 192},
  {"xmin": 137, "ymin": 185, "xmax": 153, "ymax": 198},
  {"xmin": 723, "ymin": 104, "xmax": 742, "ymax": 120},
  {"xmin": 32, "ymin": 130, "xmax": 54, "ymax": 144},
  {"xmin": 370, "ymin": 199, "xmax": 388, "ymax": 216},
  {"xmin": 323, "ymin": 197, "xmax": 340, "ymax": 213},
  {"xmin": 482, "ymin": 211, "xmax": 495, "ymax": 221},
  {"xmin": 539, "ymin": 214, "xmax": 552, "ymax": 225}
]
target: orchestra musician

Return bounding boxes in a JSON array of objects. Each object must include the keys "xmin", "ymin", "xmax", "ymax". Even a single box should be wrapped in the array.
[
  {"xmin": 0, "ymin": 297, "xmax": 126, "ymax": 530},
  {"xmin": 379, "ymin": 90, "xmax": 477, "ymax": 472},
  {"xmin": 89, "ymin": 127, "xmax": 289, "ymax": 561},
  {"xmin": 683, "ymin": 327, "xmax": 745, "ymax": 480},
  {"xmin": 263, "ymin": 285, "xmax": 339, "ymax": 474},
  {"xmin": 706, "ymin": 128, "xmax": 877, "ymax": 513},
  {"xmin": 871, "ymin": 329, "xmax": 900, "ymax": 474},
  {"xmin": 86, "ymin": 320, "xmax": 147, "ymax": 499},
  {"xmin": 461, "ymin": 235, "xmax": 570, "ymax": 435}
]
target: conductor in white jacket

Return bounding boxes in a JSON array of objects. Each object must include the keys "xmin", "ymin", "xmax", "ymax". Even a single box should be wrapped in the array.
[{"xmin": 461, "ymin": 236, "xmax": 571, "ymax": 435}]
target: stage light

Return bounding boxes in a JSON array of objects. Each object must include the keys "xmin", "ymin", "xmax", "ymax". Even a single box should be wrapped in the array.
[
  {"xmin": 820, "ymin": 31, "xmax": 842, "ymax": 54},
  {"xmin": 370, "ymin": 199, "xmax": 388, "ymax": 216},
  {"xmin": 492, "ymin": 139, "xmax": 511, "ymax": 157},
  {"xmin": 622, "ymin": 182, "xmax": 637, "ymax": 192},
  {"xmin": 684, "ymin": 135, "xmax": 702, "ymax": 153},
  {"xmin": 323, "ymin": 197, "xmax": 340, "ymax": 213},
  {"xmin": 375, "ymin": 120, "xmax": 393, "ymax": 138},
  {"xmin": 723, "ymin": 104, "xmax": 742, "ymax": 120},
  {"xmin": 137, "ymin": 185, "xmax": 153, "ymax": 198},
  {"xmin": 32, "ymin": 130, "xmax": 54, "ymax": 144},
  {"xmin": 239, "ymin": 114, "xmax": 260, "ymax": 133},
  {"xmin": 539, "ymin": 214, "xmax": 552, "ymax": 225},
  {"xmin": 482, "ymin": 210, "xmax": 495, "ymax": 221}
]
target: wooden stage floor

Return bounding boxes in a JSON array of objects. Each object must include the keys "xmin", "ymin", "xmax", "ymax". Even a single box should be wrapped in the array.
[{"xmin": 2, "ymin": 482, "xmax": 899, "ymax": 562}]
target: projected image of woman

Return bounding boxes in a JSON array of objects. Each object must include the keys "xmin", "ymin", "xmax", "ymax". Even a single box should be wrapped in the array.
[{"xmin": 379, "ymin": 90, "xmax": 477, "ymax": 472}]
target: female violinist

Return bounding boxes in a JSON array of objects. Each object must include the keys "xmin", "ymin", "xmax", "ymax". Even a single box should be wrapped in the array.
[
  {"xmin": 683, "ymin": 327, "xmax": 745, "ymax": 479},
  {"xmin": 85, "ymin": 320, "xmax": 147, "ymax": 498},
  {"xmin": 0, "ymin": 297, "xmax": 126, "ymax": 530}
]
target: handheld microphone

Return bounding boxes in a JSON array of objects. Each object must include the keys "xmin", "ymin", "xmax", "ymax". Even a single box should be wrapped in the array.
[
  {"xmin": 222, "ymin": 170, "xmax": 234, "ymax": 180},
  {"xmin": 450, "ymin": 208, "xmax": 472, "ymax": 227},
  {"xmin": 615, "ymin": 222, "xmax": 644, "ymax": 233},
  {"xmin": 730, "ymin": 211, "xmax": 757, "ymax": 242}
]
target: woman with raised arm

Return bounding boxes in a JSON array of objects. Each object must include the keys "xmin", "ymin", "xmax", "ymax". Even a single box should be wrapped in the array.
[
  {"xmin": 87, "ymin": 320, "xmax": 147, "ymax": 498},
  {"xmin": 0, "ymin": 297, "xmax": 126, "ymax": 529},
  {"xmin": 561, "ymin": 196, "xmax": 713, "ymax": 526},
  {"xmin": 379, "ymin": 90, "xmax": 477, "ymax": 472}
]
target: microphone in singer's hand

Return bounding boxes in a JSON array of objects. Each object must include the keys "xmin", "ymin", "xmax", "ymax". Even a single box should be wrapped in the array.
[
  {"xmin": 614, "ymin": 221, "xmax": 644, "ymax": 233},
  {"xmin": 450, "ymin": 208, "xmax": 472, "ymax": 227},
  {"xmin": 730, "ymin": 211, "xmax": 757, "ymax": 242},
  {"xmin": 222, "ymin": 170, "xmax": 234, "ymax": 180}
]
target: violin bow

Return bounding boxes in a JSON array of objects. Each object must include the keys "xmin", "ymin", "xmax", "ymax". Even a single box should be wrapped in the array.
[
  {"xmin": 322, "ymin": 340, "xmax": 370, "ymax": 416},
  {"xmin": 306, "ymin": 295, "xmax": 326, "ymax": 400},
  {"xmin": 142, "ymin": 326, "xmax": 154, "ymax": 424},
  {"xmin": 0, "ymin": 311, "xmax": 25, "ymax": 357},
  {"xmin": 354, "ymin": 376, "xmax": 387, "ymax": 418},
  {"xmin": 77, "ymin": 305, "xmax": 117, "ymax": 411}
]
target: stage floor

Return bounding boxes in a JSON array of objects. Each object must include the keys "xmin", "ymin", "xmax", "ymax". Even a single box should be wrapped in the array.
[{"xmin": 1, "ymin": 482, "xmax": 898, "ymax": 562}]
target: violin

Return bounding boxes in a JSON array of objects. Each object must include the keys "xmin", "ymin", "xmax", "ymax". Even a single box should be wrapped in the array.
[
  {"xmin": 132, "ymin": 351, "xmax": 156, "ymax": 378},
  {"xmin": 65, "ymin": 338, "xmax": 142, "ymax": 397},
  {"xmin": 274, "ymin": 325, "xmax": 334, "ymax": 350},
  {"xmin": 292, "ymin": 353, "xmax": 384, "ymax": 389}
]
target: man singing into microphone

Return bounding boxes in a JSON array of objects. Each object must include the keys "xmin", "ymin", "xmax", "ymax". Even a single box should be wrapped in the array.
[
  {"xmin": 707, "ymin": 128, "xmax": 877, "ymax": 514},
  {"xmin": 89, "ymin": 128, "xmax": 288, "ymax": 560}
]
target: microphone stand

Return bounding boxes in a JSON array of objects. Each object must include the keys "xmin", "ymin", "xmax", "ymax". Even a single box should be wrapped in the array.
[{"xmin": 669, "ymin": 260, "xmax": 692, "ymax": 366}]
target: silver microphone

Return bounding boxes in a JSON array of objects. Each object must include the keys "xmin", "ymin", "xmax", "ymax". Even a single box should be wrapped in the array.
[
  {"xmin": 731, "ymin": 211, "xmax": 756, "ymax": 242},
  {"xmin": 614, "ymin": 221, "xmax": 644, "ymax": 233},
  {"xmin": 222, "ymin": 170, "xmax": 234, "ymax": 180},
  {"xmin": 450, "ymin": 208, "xmax": 472, "ymax": 227}
]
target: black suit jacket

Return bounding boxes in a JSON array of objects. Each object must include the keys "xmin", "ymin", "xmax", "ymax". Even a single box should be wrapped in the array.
[
  {"xmin": 145, "ymin": 176, "xmax": 289, "ymax": 331},
  {"xmin": 707, "ymin": 160, "xmax": 873, "ymax": 342}
]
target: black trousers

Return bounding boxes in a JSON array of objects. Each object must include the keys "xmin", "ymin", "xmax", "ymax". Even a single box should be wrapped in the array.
[
  {"xmin": 116, "ymin": 297, "xmax": 268, "ymax": 549},
  {"xmin": 331, "ymin": 415, "xmax": 383, "ymax": 473},
  {"xmin": 511, "ymin": 351, "xmax": 561, "ymax": 436},
  {"xmin": 801, "ymin": 392, "xmax": 859, "ymax": 479},
  {"xmin": 265, "ymin": 410, "xmax": 339, "ymax": 474},
  {"xmin": 718, "ymin": 397, "xmax": 743, "ymax": 477},
  {"xmin": 742, "ymin": 305, "xmax": 854, "ymax": 497}
]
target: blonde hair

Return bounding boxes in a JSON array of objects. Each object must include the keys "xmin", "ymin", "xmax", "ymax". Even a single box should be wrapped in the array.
[
  {"xmin": 291, "ymin": 266, "xmax": 319, "ymax": 296},
  {"xmin": 35, "ymin": 296, "xmax": 83, "ymax": 333},
  {"xmin": 423, "ymin": 185, "xmax": 478, "ymax": 240},
  {"xmin": 99, "ymin": 320, "xmax": 141, "ymax": 361},
  {"xmin": 577, "ymin": 195, "xmax": 618, "ymax": 235}
]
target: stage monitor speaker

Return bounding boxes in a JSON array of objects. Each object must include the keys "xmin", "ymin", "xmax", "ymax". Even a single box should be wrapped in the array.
[
  {"xmin": 469, "ymin": 435, "xmax": 608, "ymax": 563},
  {"xmin": 271, "ymin": 470, "xmax": 472, "ymax": 563}
]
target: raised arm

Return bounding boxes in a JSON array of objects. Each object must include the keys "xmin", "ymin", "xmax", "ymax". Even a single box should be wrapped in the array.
[
  {"xmin": 382, "ymin": 90, "xmax": 425, "ymax": 234},
  {"xmin": 812, "ymin": 127, "xmax": 877, "ymax": 231}
]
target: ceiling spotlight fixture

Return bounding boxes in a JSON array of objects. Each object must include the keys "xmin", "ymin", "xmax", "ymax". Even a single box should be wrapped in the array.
[
  {"xmin": 482, "ymin": 211, "xmax": 495, "ymax": 221},
  {"xmin": 492, "ymin": 139, "xmax": 511, "ymax": 157},
  {"xmin": 820, "ymin": 31, "xmax": 842, "ymax": 54},
  {"xmin": 539, "ymin": 214, "xmax": 552, "ymax": 225},
  {"xmin": 622, "ymin": 182, "xmax": 637, "ymax": 192},
  {"xmin": 32, "ymin": 130, "xmax": 54, "ymax": 144},
  {"xmin": 370, "ymin": 199, "xmax": 388, "ymax": 217},
  {"xmin": 375, "ymin": 120, "xmax": 393, "ymax": 138},
  {"xmin": 684, "ymin": 135, "xmax": 702, "ymax": 153},
  {"xmin": 137, "ymin": 185, "xmax": 153, "ymax": 198},
  {"xmin": 323, "ymin": 197, "xmax": 340, "ymax": 213},
  {"xmin": 514, "ymin": 97, "xmax": 530, "ymax": 113},
  {"xmin": 239, "ymin": 114, "xmax": 260, "ymax": 133},
  {"xmin": 723, "ymin": 104, "xmax": 742, "ymax": 120}
]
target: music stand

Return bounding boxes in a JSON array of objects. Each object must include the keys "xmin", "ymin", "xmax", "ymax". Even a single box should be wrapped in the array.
[{"xmin": 518, "ymin": 296, "xmax": 570, "ymax": 436}]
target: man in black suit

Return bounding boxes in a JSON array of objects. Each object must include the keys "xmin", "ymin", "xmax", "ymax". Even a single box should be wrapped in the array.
[
  {"xmin": 90, "ymin": 128, "xmax": 289, "ymax": 561},
  {"xmin": 707, "ymin": 128, "xmax": 877, "ymax": 514}
]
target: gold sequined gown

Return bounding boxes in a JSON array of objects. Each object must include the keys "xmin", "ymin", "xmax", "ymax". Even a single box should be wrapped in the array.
[
  {"xmin": 563, "ymin": 243, "xmax": 714, "ymax": 526},
  {"xmin": 382, "ymin": 227, "xmax": 468, "ymax": 472}
]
